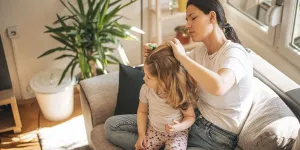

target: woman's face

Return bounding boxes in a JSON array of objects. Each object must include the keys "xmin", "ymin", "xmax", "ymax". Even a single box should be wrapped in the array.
[{"xmin": 185, "ymin": 4, "xmax": 214, "ymax": 42}]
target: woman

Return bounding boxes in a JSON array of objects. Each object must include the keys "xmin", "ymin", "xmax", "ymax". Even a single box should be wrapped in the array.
[{"xmin": 105, "ymin": 0, "xmax": 253, "ymax": 149}]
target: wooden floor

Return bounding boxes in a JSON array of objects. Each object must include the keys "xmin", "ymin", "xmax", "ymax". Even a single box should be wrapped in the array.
[{"xmin": 0, "ymin": 93, "xmax": 82, "ymax": 150}]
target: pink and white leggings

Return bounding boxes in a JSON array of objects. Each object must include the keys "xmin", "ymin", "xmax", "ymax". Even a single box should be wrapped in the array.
[{"xmin": 145, "ymin": 125, "xmax": 188, "ymax": 150}]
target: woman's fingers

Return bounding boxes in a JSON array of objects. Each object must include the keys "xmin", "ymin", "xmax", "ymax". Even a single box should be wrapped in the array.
[{"xmin": 165, "ymin": 40, "xmax": 175, "ymax": 47}]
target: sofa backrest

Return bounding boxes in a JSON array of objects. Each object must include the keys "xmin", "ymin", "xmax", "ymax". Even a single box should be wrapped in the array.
[{"xmin": 251, "ymin": 52, "xmax": 300, "ymax": 120}]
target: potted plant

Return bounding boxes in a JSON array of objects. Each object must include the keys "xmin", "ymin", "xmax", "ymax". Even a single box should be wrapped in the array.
[
  {"xmin": 174, "ymin": 25, "xmax": 190, "ymax": 45},
  {"xmin": 38, "ymin": 0, "xmax": 144, "ymax": 85}
]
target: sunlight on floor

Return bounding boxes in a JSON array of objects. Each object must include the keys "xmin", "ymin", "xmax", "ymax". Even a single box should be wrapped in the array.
[
  {"xmin": 1, "ymin": 131, "xmax": 38, "ymax": 144},
  {"xmin": 38, "ymin": 115, "xmax": 88, "ymax": 150}
]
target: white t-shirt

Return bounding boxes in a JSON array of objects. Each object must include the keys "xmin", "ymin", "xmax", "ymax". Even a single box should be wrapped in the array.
[
  {"xmin": 139, "ymin": 84, "xmax": 183, "ymax": 132},
  {"xmin": 187, "ymin": 40, "xmax": 253, "ymax": 134}
]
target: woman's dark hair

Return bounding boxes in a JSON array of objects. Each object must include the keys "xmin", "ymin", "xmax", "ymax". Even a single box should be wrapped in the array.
[{"xmin": 187, "ymin": 0, "xmax": 241, "ymax": 44}]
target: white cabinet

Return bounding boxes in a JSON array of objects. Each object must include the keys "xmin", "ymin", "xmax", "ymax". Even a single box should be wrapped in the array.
[{"xmin": 148, "ymin": 0, "xmax": 200, "ymax": 50}]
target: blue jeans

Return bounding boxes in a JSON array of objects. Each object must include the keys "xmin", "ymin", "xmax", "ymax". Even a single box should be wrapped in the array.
[
  {"xmin": 188, "ymin": 109, "xmax": 238, "ymax": 150},
  {"xmin": 104, "ymin": 109, "xmax": 237, "ymax": 150}
]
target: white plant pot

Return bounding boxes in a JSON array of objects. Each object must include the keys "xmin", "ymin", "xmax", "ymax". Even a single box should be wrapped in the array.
[
  {"xmin": 30, "ymin": 68, "xmax": 76, "ymax": 121},
  {"xmin": 35, "ymin": 86, "xmax": 74, "ymax": 121}
]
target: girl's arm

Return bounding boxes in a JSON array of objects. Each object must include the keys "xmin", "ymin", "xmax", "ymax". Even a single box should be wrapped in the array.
[
  {"xmin": 167, "ymin": 39, "xmax": 236, "ymax": 96},
  {"xmin": 179, "ymin": 105, "xmax": 196, "ymax": 130},
  {"xmin": 137, "ymin": 102, "xmax": 148, "ymax": 136},
  {"xmin": 165, "ymin": 105, "xmax": 195, "ymax": 133}
]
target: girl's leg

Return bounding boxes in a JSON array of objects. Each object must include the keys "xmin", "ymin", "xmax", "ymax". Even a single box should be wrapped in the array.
[
  {"xmin": 145, "ymin": 126, "xmax": 166, "ymax": 150},
  {"xmin": 104, "ymin": 114, "xmax": 138, "ymax": 150},
  {"xmin": 165, "ymin": 129, "xmax": 188, "ymax": 150}
]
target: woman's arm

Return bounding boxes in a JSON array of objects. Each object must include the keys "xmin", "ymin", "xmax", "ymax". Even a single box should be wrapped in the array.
[
  {"xmin": 165, "ymin": 105, "xmax": 195, "ymax": 133},
  {"xmin": 167, "ymin": 39, "xmax": 235, "ymax": 96},
  {"xmin": 137, "ymin": 102, "xmax": 148, "ymax": 136},
  {"xmin": 180, "ymin": 56, "xmax": 235, "ymax": 96}
]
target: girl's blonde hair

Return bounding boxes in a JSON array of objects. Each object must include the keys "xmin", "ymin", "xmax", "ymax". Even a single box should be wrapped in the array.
[{"xmin": 144, "ymin": 45, "xmax": 199, "ymax": 110}]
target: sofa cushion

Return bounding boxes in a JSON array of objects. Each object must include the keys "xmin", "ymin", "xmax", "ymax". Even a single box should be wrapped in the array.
[
  {"xmin": 114, "ymin": 64, "xmax": 144, "ymax": 115},
  {"xmin": 238, "ymin": 78, "xmax": 300, "ymax": 150},
  {"xmin": 91, "ymin": 124, "xmax": 123, "ymax": 150}
]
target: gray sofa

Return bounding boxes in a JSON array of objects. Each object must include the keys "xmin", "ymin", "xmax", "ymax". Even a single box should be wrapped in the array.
[{"xmin": 79, "ymin": 52, "xmax": 300, "ymax": 150}]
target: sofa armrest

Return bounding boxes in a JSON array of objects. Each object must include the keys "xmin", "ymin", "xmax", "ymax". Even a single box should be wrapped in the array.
[{"xmin": 79, "ymin": 71, "xmax": 119, "ymax": 127}]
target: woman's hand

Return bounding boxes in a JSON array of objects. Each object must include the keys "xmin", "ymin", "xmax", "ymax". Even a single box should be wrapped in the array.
[
  {"xmin": 143, "ymin": 43, "xmax": 157, "ymax": 58},
  {"xmin": 166, "ymin": 38, "xmax": 187, "ymax": 63},
  {"xmin": 165, "ymin": 120, "xmax": 182, "ymax": 134},
  {"xmin": 135, "ymin": 135, "xmax": 147, "ymax": 150}
]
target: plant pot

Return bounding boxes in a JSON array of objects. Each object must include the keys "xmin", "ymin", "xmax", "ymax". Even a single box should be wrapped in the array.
[
  {"xmin": 30, "ymin": 68, "xmax": 76, "ymax": 121},
  {"xmin": 176, "ymin": 32, "xmax": 190, "ymax": 45}
]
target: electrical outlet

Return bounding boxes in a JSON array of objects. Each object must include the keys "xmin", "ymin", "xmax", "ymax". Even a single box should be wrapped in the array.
[{"xmin": 7, "ymin": 26, "xmax": 19, "ymax": 39}]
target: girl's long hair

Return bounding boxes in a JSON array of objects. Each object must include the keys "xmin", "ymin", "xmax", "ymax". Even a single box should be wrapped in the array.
[{"xmin": 144, "ymin": 45, "xmax": 198, "ymax": 110}]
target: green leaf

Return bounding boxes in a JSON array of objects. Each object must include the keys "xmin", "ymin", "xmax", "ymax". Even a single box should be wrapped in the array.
[
  {"xmin": 59, "ymin": 0, "xmax": 76, "ymax": 16},
  {"xmin": 119, "ymin": 0, "xmax": 137, "ymax": 10},
  {"xmin": 51, "ymin": 35, "xmax": 76, "ymax": 50},
  {"xmin": 45, "ymin": 26, "xmax": 76, "ymax": 45},
  {"xmin": 54, "ymin": 15, "xmax": 78, "ymax": 24},
  {"xmin": 68, "ymin": 1, "xmax": 85, "ymax": 22},
  {"xmin": 107, "ymin": 29, "xmax": 126, "ymax": 38},
  {"xmin": 106, "ymin": 54, "xmax": 121, "ymax": 64},
  {"xmin": 87, "ymin": 0, "xmax": 96, "ymax": 19},
  {"xmin": 54, "ymin": 54, "xmax": 76, "ymax": 60},
  {"xmin": 77, "ymin": 0, "xmax": 85, "ymax": 17},
  {"xmin": 103, "ymin": 46, "xmax": 115, "ymax": 52},
  {"xmin": 38, "ymin": 47, "xmax": 68, "ymax": 58},
  {"xmin": 100, "ymin": 34, "xmax": 117, "ymax": 44},
  {"xmin": 125, "ymin": 31, "xmax": 140, "ymax": 41},
  {"xmin": 98, "ymin": 0, "xmax": 110, "ymax": 26},
  {"xmin": 56, "ymin": 14, "xmax": 67, "ymax": 27},
  {"xmin": 108, "ymin": 0, "xmax": 121, "ymax": 7},
  {"xmin": 45, "ymin": 26, "xmax": 74, "ymax": 33},
  {"xmin": 119, "ymin": 24, "xmax": 131, "ymax": 30},
  {"xmin": 103, "ymin": 5, "xmax": 121, "ymax": 24},
  {"xmin": 70, "ymin": 61, "xmax": 78, "ymax": 80},
  {"xmin": 91, "ymin": 0, "xmax": 104, "ymax": 20},
  {"xmin": 96, "ymin": 43, "xmax": 105, "ymax": 68},
  {"xmin": 58, "ymin": 57, "xmax": 76, "ymax": 85}
]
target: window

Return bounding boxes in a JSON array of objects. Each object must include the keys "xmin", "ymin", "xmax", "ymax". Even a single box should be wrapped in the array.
[
  {"xmin": 225, "ymin": 0, "xmax": 277, "ymax": 45},
  {"xmin": 225, "ymin": 0, "xmax": 300, "ymax": 70},
  {"xmin": 228, "ymin": 0, "xmax": 271, "ymax": 27},
  {"xmin": 277, "ymin": 0, "xmax": 300, "ymax": 69},
  {"xmin": 292, "ymin": 1, "xmax": 300, "ymax": 50}
]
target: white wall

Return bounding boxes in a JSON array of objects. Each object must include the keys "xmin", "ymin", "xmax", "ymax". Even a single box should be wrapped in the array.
[{"xmin": 0, "ymin": 0, "xmax": 142, "ymax": 100}]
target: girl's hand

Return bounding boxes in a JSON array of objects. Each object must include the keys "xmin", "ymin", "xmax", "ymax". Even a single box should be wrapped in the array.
[
  {"xmin": 143, "ymin": 43, "xmax": 157, "ymax": 58},
  {"xmin": 135, "ymin": 135, "xmax": 147, "ymax": 150},
  {"xmin": 165, "ymin": 120, "xmax": 181, "ymax": 134},
  {"xmin": 166, "ymin": 38, "xmax": 187, "ymax": 63}
]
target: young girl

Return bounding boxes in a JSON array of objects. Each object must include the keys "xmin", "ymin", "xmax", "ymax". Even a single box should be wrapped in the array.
[{"xmin": 135, "ymin": 45, "xmax": 198, "ymax": 150}]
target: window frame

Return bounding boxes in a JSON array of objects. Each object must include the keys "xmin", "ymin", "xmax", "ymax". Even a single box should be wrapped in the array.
[
  {"xmin": 225, "ymin": 0, "xmax": 277, "ymax": 46},
  {"xmin": 277, "ymin": 0, "xmax": 300, "ymax": 70},
  {"xmin": 225, "ymin": 0, "xmax": 300, "ymax": 70}
]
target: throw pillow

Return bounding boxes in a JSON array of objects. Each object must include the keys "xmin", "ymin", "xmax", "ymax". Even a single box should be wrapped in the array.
[
  {"xmin": 238, "ymin": 78, "xmax": 300, "ymax": 150},
  {"xmin": 114, "ymin": 64, "xmax": 144, "ymax": 115}
]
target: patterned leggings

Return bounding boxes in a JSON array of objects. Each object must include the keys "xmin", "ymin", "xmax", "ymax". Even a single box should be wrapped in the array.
[{"xmin": 145, "ymin": 125, "xmax": 188, "ymax": 150}]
